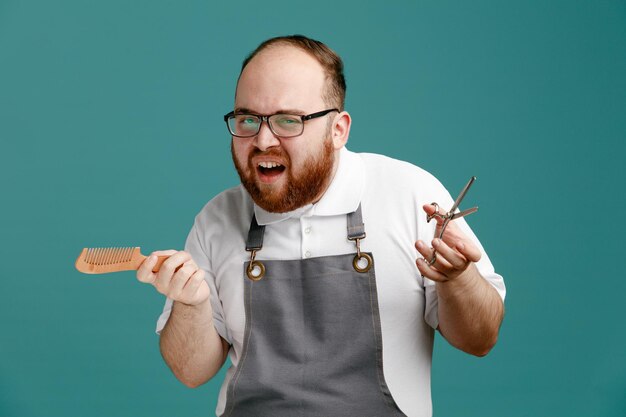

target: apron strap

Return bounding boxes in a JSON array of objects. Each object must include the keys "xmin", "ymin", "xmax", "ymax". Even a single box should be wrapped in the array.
[
  {"xmin": 347, "ymin": 203, "xmax": 366, "ymax": 240},
  {"xmin": 246, "ymin": 214, "xmax": 265, "ymax": 251}
]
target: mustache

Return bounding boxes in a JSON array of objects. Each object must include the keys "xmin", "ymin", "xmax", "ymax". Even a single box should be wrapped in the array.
[
  {"xmin": 249, "ymin": 148, "xmax": 287, "ymax": 159},
  {"xmin": 247, "ymin": 148, "xmax": 291, "ymax": 167}
]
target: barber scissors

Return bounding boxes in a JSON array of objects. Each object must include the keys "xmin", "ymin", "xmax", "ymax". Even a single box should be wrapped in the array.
[{"xmin": 426, "ymin": 176, "xmax": 478, "ymax": 265}]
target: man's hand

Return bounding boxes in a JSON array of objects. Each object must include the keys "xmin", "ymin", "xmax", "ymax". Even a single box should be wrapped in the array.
[
  {"xmin": 415, "ymin": 204, "xmax": 481, "ymax": 283},
  {"xmin": 136, "ymin": 250, "xmax": 209, "ymax": 306}
]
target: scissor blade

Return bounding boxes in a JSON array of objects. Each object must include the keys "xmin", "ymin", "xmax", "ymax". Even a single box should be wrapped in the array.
[
  {"xmin": 451, "ymin": 206, "xmax": 478, "ymax": 220},
  {"xmin": 449, "ymin": 176, "xmax": 476, "ymax": 214}
]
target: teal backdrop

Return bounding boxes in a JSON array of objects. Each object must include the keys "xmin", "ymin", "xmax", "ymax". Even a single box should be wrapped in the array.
[{"xmin": 1, "ymin": 1, "xmax": 624, "ymax": 416}]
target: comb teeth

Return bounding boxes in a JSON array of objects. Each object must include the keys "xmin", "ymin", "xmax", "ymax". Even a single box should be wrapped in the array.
[{"xmin": 84, "ymin": 247, "xmax": 135, "ymax": 265}]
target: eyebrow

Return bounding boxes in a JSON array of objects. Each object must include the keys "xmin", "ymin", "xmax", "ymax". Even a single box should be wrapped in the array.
[{"xmin": 234, "ymin": 107, "xmax": 307, "ymax": 115}]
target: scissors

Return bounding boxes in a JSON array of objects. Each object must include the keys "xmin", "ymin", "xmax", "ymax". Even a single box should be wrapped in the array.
[{"xmin": 426, "ymin": 176, "xmax": 479, "ymax": 266}]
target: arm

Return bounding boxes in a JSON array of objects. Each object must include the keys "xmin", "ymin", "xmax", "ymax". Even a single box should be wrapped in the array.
[
  {"xmin": 138, "ymin": 250, "xmax": 229, "ymax": 387},
  {"xmin": 160, "ymin": 299, "xmax": 229, "ymax": 387},
  {"xmin": 415, "ymin": 205, "xmax": 504, "ymax": 357}
]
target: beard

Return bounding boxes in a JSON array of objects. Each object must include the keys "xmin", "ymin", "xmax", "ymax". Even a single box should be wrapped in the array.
[{"xmin": 232, "ymin": 136, "xmax": 336, "ymax": 213}]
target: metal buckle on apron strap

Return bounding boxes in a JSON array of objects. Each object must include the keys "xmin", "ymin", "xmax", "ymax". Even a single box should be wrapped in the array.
[
  {"xmin": 346, "ymin": 203, "xmax": 372, "ymax": 273},
  {"xmin": 246, "ymin": 249, "xmax": 266, "ymax": 281},
  {"xmin": 349, "ymin": 236, "xmax": 373, "ymax": 273}
]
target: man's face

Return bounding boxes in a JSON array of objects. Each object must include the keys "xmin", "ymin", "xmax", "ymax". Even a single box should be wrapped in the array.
[{"xmin": 231, "ymin": 45, "xmax": 339, "ymax": 213}]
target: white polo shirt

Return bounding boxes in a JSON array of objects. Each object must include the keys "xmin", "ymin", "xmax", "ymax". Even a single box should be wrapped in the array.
[{"xmin": 157, "ymin": 147, "xmax": 506, "ymax": 417}]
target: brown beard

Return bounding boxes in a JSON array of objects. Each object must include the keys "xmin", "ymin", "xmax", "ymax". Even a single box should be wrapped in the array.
[{"xmin": 232, "ymin": 138, "xmax": 335, "ymax": 213}]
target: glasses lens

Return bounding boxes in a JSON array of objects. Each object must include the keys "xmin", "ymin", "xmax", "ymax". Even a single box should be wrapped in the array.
[
  {"xmin": 229, "ymin": 114, "xmax": 260, "ymax": 137},
  {"xmin": 269, "ymin": 114, "xmax": 303, "ymax": 137}
]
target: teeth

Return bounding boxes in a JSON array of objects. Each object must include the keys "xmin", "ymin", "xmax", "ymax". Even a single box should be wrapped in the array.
[{"xmin": 258, "ymin": 161, "xmax": 283, "ymax": 169}]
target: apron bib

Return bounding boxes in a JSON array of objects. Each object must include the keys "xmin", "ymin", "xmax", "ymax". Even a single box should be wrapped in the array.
[{"xmin": 221, "ymin": 205, "xmax": 406, "ymax": 417}]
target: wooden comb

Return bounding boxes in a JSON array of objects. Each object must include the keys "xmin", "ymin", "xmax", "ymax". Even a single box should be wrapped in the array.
[{"xmin": 75, "ymin": 247, "xmax": 168, "ymax": 274}]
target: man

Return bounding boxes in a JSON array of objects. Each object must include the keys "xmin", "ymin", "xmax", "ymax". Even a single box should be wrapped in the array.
[{"xmin": 137, "ymin": 35, "xmax": 505, "ymax": 417}]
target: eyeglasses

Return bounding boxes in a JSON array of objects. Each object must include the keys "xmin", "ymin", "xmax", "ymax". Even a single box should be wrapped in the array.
[{"xmin": 223, "ymin": 108, "xmax": 339, "ymax": 138}]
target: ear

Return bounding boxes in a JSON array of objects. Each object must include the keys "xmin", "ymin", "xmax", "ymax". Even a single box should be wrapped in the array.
[{"xmin": 330, "ymin": 111, "xmax": 351, "ymax": 150}]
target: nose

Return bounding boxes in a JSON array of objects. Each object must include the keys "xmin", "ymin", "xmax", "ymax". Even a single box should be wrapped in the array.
[{"xmin": 253, "ymin": 120, "xmax": 281, "ymax": 151}]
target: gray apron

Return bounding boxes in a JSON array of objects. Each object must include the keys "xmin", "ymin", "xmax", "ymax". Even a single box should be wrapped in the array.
[{"xmin": 221, "ymin": 205, "xmax": 406, "ymax": 417}]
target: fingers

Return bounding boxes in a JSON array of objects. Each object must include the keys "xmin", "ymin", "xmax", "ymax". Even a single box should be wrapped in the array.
[
  {"xmin": 162, "ymin": 262, "xmax": 208, "ymax": 305},
  {"xmin": 153, "ymin": 251, "xmax": 192, "ymax": 293},
  {"xmin": 415, "ymin": 240, "xmax": 452, "ymax": 269},
  {"xmin": 416, "ymin": 257, "xmax": 448, "ymax": 282},
  {"xmin": 415, "ymin": 239, "xmax": 453, "ymax": 282},
  {"xmin": 137, "ymin": 249, "xmax": 180, "ymax": 284},
  {"xmin": 432, "ymin": 238, "xmax": 468, "ymax": 270},
  {"xmin": 454, "ymin": 240, "xmax": 481, "ymax": 263},
  {"xmin": 137, "ymin": 254, "xmax": 159, "ymax": 284},
  {"xmin": 136, "ymin": 250, "xmax": 210, "ymax": 306},
  {"xmin": 422, "ymin": 203, "xmax": 446, "ymax": 227},
  {"xmin": 154, "ymin": 250, "xmax": 191, "ymax": 280},
  {"xmin": 160, "ymin": 260, "xmax": 193, "ymax": 298},
  {"xmin": 422, "ymin": 203, "xmax": 441, "ymax": 217},
  {"xmin": 415, "ymin": 238, "xmax": 480, "ymax": 282},
  {"xmin": 180, "ymin": 269, "xmax": 208, "ymax": 305}
]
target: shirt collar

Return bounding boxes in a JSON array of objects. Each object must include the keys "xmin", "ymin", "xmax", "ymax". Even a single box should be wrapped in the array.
[{"xmin": 254, "ymin": 147, "xmax": 365, "ymax": 226}]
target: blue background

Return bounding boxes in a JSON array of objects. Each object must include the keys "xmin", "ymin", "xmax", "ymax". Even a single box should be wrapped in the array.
[{"xmin": 1, "ymin": 1, "xmax": 625, "ymax": 416}]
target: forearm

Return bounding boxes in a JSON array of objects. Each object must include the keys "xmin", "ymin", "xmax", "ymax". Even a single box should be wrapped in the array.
[
  {"xmin": 160, "ymin": 299, "xmax": 228, "ymax": 387},
  {"xmin": 436, "ymin": 265, "xmax": 504, "ymax": 356}
]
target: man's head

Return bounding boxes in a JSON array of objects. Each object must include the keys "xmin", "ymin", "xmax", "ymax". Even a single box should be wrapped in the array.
[
  {"xmin": 239, "ymin": 35, "xmax": 346, "ymax": 111},
  {"xmin": 230, "ymin": 35, "xmax": 351, "ymax": 213}
]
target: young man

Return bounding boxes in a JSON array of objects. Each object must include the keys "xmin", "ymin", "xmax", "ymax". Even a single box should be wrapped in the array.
[{"xmin": 138, "ymin": 35, "xmax": 505, "ymax": 417}]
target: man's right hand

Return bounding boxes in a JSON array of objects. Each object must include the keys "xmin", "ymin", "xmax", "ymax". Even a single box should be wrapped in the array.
[{"xmin": 136, "ymin": 250, "xmax": 209, "ymax": 306}]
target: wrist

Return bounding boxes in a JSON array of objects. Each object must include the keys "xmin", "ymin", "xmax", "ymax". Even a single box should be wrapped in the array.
[
  {"xmin": 172, "ymin": 297, "xmax": 213, "ymax": 318},
  {"xmin": 436, "ymin": 264, "xmax": 481, "ymax": 299}
]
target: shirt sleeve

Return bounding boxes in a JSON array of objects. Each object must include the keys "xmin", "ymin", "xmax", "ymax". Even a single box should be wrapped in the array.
[{"xmin": 155, "ymin": 218, "xmax": 231, "ymax": 343}]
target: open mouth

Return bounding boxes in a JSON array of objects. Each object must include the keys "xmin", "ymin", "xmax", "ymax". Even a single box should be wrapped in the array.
[{"xmin": 256, "ymin": 161, "xmax": 286, "ymax": 182}]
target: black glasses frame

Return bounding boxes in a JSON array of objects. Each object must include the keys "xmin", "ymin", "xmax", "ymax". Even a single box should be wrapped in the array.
[{"xmin": 223, "ymin": 108, "xmax": 339, "ymax": 138}]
